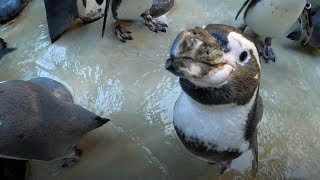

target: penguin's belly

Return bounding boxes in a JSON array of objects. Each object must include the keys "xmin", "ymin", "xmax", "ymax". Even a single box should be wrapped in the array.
[
  {"xmin": 173, "ymin": 92, "xmax": 255, "ymax": 162},
  {"xmin": 116, "ymin": 0, "xmax": 152, "ymax": 20},
  {"xmin": 245, "ymin": 0, "xmax": 306, "ymax": 37}
]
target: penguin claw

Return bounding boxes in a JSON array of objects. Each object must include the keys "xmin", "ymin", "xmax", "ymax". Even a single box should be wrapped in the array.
[
  {"xmin": 259, "ymin": 38, "xmax": 276, "ymax": 63},
  {"xmin": 141, "ymin": 14, "xmax": 168, "ymax": 33},
  {"xmin": 114, "ymin": 22, "xmax": 133, "ymax": 43}
]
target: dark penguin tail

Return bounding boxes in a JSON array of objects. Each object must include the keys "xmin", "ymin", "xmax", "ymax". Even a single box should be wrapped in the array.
[
  {"xmin": 0, "ymin": 159, "xmax": 27, "ymax": 180},
  {"xmin": 102, "ymin": 0, "xmax": 111, "ymax": 38},
  {"xmin": 95, "ymin": 116, "xmax": 111, "ymax": 125},
  {"xmin": 0, "ymin": 48, "xmax": 16, "ymax": 61}
]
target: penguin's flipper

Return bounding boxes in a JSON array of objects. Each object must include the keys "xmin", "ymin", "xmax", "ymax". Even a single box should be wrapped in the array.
[
  {"xmin": 235, "ymin": 0, "xmax": 251, "ymax": 20},
  {"xmin": 101, "ymin": 0, "xmax": 111, "ymax": 38},
  {"xmin": 44, "ymin": 0, "xmax": 78, "ymax": 43},
  {"xmin": 0, "ymin": 48, "xmax": 16, "ymax": 61}
]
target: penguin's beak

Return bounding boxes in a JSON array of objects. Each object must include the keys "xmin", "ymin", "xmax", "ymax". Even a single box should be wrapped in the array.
[{"xmin": 165, "ymin": 28, "xmax": 224, "ymax": 79}]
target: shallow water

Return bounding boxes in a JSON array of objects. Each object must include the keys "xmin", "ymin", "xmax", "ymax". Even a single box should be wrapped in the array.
[{"xmin": 1, "ymin": 0, "xmax": 320, "ymax": 179}]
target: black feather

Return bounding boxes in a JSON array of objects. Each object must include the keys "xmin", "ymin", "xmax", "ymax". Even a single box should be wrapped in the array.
[{"xmin": 102, "ymin": 0, "xmax": 111, "ymax": 38}]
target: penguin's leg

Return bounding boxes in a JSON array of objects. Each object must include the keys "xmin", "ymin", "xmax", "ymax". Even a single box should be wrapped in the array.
[
  {"xmin": 62, "ymin": 145, "xmax": 83, "ymax": 167},
  {"xmin": 218, "ymin": 160, "xmax": 232, "ymax": 175},
  {"xmin": 141, "ymin": 11, "xmax": 168, "ymax": 33},
  {"xmin": 237, "ymin": 23, "xmax": 248, "ymax": 32},
  {"xmin": 259, "ymin": 37, "xmax": 275, "ymax": 63},
  {"xmin": 114, "ymin": 20, "xmax": 133, "ymax": 43}
]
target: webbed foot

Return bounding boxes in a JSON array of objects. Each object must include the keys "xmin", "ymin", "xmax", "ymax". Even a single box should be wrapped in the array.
[
  {"xmin": 114, "ymin": 21, "xmax": 133, "ymax": 43},
  {"xmin": 141, "ymin": 13, "xmax": 168, "ymax": 33},
  {"xmin": 259, "ymin": 37, "xmax": 275, "ymax": 63}
]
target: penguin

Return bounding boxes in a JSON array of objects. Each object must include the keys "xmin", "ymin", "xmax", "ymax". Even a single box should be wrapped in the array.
[
  {"xmin": 165, "ymin": 24, "xmax": 263, "ymax": 176},
  {"xmin": 0, "ymin": 77, "xmax": 75, "ymax": 180},
  {"xmin": 0, "ymin": 0, "xmax": 29, "ymax": 24},
  {"xmin": 0, "ymin": 78, "xmax": 110, "ymax": 168},
  {"xmin": 235, "ymin": 0, "xmax": 307, "ymax": 63},
  {"xmin": 44, "ymin": 0, "xmax": 106, "ymax": 43},
  {"xmin": 101, "ymin": 0, "xmax": 174, "ymax": 43},
  {"xmin": 0, "ymin": 38, "xmax": 16, "ymax": 61},
  {"xmin": 287, "ymin": 0, "xmax": 320, "ymax": 48}
]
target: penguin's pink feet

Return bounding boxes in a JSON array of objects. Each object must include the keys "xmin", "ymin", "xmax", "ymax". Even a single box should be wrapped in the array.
[
  {"xmin": 62, "ymin": 145, "xmax": 82, "ymax": 167},
  {"xmin": 219, "ymin": 160, "xmax": 232, "ymax": 175},
  {"xmin": 141, "ymin": 13, "xmax": 168, "ymax": 33},
  {"xmin": 259, "ymin": 37, "xmax": 275, "ymax": 63},
  {"xmin": 114, "ymin": 21, "xmax": 133, "ymax": 43}
]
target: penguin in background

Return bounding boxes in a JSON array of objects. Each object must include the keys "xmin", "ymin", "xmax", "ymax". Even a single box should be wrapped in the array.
[
  {"xmin": 0, "ymin": 77, "xmax": 110, "ymax": 175},
  {"xmin": 235, "ymin": 0, "xmax": 307, "ymax": 63},
  {"xmin": 0, "ymin": 38, "xmax": 16, "ymax": 61},
  {"xmin": 101, "ymin": 0, "xmax": 174, "ymax": 43},
  {"xmin": 166, "ymin": 25, "xmax": 263, "ymax": 176},
  {"xmin": 287, "ymin": 0, "xmax": 320, "ymax": 48},
  {"xmin": 44, "ymin": 0, "xmax": 106, "ymax": 43}
]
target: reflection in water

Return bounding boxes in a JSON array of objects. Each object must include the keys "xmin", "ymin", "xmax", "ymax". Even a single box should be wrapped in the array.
[{"xmin": 1, "ymin": 0, "xmax": 320, "ymax": 179}]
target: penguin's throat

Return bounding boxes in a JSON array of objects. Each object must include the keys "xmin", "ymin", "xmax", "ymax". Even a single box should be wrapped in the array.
[{"xmin": 189, "ymin": 63, "xmax": 234, "ymax": 88}]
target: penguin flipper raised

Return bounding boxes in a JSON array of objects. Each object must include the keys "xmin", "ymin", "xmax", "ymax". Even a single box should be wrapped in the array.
[
  {"xmin": 235, "ymin": 0, "xmax": 251, "ymax": 20},
  {"xmin": 44, "ymin": 0, "xmax": 79, "ymax": 43},
  {"xmin": 101, "ymin": 0, "xmax": 111, "ymax": 38}
]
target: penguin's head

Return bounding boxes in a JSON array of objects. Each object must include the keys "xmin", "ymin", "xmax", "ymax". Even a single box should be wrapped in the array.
[
  {"xmin": 77, "ymin": 0, "xmax": 105, "ymax": 22},
  {"xmin": 165, "ymin": 24, "xmax": 261, "ymax": 89}
]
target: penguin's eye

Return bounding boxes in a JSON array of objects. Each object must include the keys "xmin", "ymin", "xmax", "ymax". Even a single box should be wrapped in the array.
[
  {"xmin": 239, "ymin": 51, "xmax": 248, "ymax": 62},
  {"xmin": 96, "ymin": 0, "xmax": 104, "ymax": 5}
]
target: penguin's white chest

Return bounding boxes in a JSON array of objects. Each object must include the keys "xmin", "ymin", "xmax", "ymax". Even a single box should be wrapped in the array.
[
  {"xmin": 173, "ymin": 91, "xmax": 257, "ymax": 153},
  {"xmin": 245, "ymin": 0, "xmax": 306, "ymax": 37},
  {"xmin": 116, "ymin": 0, "xmax": 152, "ymax": 20}
]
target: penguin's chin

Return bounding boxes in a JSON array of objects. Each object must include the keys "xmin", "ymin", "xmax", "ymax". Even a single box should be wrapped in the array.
[{"xmin": 189, "ymin": 64, "xmax": 233, "ymax": 88}]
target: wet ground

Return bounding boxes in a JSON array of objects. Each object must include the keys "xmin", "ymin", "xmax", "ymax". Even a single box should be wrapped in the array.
[{"xmin": 1, "ymin": 0, "xmax": 320, "ymax": 179}]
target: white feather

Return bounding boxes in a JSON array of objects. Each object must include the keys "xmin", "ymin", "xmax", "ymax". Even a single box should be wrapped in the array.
[
  {"xmin": 245, "ymin": 0, "xmax": 306, "ymax": 37},
  {"xmin": 116, "ymin": 0, "xmax": 152, "ymax": 20},
  {"xmin": 173, "ymin": 88, "xmax": 258, "ymax": 154}
]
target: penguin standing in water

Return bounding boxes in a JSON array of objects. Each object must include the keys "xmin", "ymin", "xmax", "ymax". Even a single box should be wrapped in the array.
[
  {"xmin": 0, "ymin": 78, "xmax": 110, "ymax": 171},
  {"xmin": 101, "ymin": 0, "xmax": 174, "ymax": 42},
  {"xmin": 0, "ymin": 38, "xmax": 16, "ymax": 61},
  {"xmin": 44, "ymin": 0, "xmax": 106, "ymax": 43},
  {"xmin": 235, "ymin": 0, "xmax": 307, "ymax": 63},
  {"xmin": 288, "ymin": 0, "xmax": 320, "ymax": 48},
  {"xmin": 165, "ymin": 24, "xmax": 263, "ymax": 176}
]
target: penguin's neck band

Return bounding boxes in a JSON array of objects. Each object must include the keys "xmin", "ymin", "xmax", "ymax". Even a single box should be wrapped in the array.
[{"xmin": 179, "ymin": 78, "xmax": 235, "ymax": 105}]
